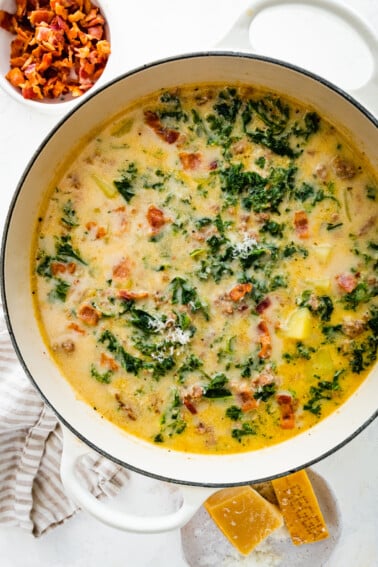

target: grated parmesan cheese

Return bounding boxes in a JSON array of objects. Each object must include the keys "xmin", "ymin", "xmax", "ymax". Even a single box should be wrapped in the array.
[
  {"xmin": 147, "ymin": 317, "xmax": 168, "ymax": 333},
  {"xmin": 232, "ymin": 235, "xmax": 259, "ymax": 259},
  {"xmin": 166, "ymin": 327, "xmax": 192, "ymax": 346}
]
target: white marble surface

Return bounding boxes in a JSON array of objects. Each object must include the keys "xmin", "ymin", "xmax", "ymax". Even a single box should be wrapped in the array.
[{"xmin": 0, "ymin": 1, "xmax": 377, "ymax": 566}]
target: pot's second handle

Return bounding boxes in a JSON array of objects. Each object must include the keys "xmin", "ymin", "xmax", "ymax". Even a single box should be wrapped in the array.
[
  {"xmin": 216, "ymin": 0, "xmax": 378, "ymax": 116},
  {"xmin": 60, "ymin": 428, "xmax": 216, "ymax": 533}
]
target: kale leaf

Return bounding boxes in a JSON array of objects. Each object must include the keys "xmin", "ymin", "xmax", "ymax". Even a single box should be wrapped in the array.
[
  {"xmin": 206, "ymin": 88, "xmax": 242, "ymax": 145},
  {"xmin": 247, "ymin": 96, "xmax": 290, "ymax": 134},
  {"xmin": 48, "ymin": 279, "xmax": 70, "ymax": 302},
  {"xmin": 130, "ymin": 309, "xmax": 160, "ymax": 333},
  {"xmin": 61, "ymin": 200, "xmax": 78, "ymax": 228},
  {"xmin": 303, "ymin": 370, "xmax": 343, "ymax": 416},
  {"xmin": 99, "ymin": 330, "xmax": 144, "ymax": 375},
  {"xmin": 219, "ymin": 163, "xmax": 296, "ymax": 213},
  {"xmin": 170, "ymin": 277, "xmax": 209, "ymax": 319},
  {"xmin": 114, "ymin": 162, "xmax": 138, "ymax": 202},
  {"xmin": 226, "ymin": 405, "xmax": 242, "ymax": 421},
  {"xmin": 90, "ymin": 364, "xmax": 113, "ymax": 384},
  {"xmin": 341, "ymin": 282, "xmax": 375, "ymax": 311},
  {"xmin": 254, "ymin": 383, "xmax": 277, "ymax": 401},
  {"xmin": 178, "ymin": 354, "xmax": 203, "ymax": 383},
  {"xmin": 232, "ymin": 422, "xmax": 257, "ymax": 441},
  {"xmin": 291, "ymin": 112, "xmax": 320, "ymax": 140},
  {"xmin": 55, "ymin": 234, "xmax": 86, "ymax": 265},
  {"xmin": 298, "ymin": 291, "xmax": 334, "ymax": 321},
  {"xmin": 203, "ymin": 373, "xmax": 232, "ymax": 398}
]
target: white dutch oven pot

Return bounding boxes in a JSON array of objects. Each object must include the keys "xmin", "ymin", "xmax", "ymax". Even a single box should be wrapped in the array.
[{"xmin": 1, "ymin": 0, "xmax": 377, "ymax": 533}]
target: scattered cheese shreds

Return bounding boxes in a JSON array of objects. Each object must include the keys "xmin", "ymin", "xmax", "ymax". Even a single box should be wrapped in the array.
[
  {"xmin": 272, "ymin": 469, "xmax": 329, "ymax": 545},
  {"xmin": 232, "ymin": 235, "xmax": 258, "ymax": 259},
  {"xmin": 204, "ymin": 486, "xmax": 283, "ymax": 556}
]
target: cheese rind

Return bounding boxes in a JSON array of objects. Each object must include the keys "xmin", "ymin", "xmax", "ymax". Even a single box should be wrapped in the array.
[
  {"xmin": 272, "ymin": 469, "xmax": 329, "ymax": 545},
  {"xmin": 204, "ymin": 486, "xmax": 283, "ymax": 555}
]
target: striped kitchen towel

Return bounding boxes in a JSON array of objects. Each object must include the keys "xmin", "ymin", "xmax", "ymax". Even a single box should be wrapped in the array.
[{"xmin": 0, "ymin": 307, "xmax": 128, "ymax": 537}]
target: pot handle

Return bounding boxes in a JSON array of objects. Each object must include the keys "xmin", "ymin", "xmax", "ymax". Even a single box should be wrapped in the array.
[
  {"xmin": 60, "ymin": 428, "xmax": 216, "ymax": 533},
  {"xmin": 216, "ymin": 0, "xmax": 378, "ymax": 116}
]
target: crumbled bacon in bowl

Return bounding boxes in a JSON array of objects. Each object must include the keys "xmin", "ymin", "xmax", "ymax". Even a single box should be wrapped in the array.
[{"xmin": 0, "ymin": 0, "xmax": 110, "ymax": 104}]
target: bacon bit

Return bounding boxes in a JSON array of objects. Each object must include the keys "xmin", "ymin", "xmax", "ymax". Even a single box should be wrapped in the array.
[
  {"xmin": 238, "ymin": 390, "xmax": 259, "ymax": 412},
  {"xmin": 29, "ymin": 9, "xmax": 54, "ymax": 26},
  {"xmin": 144, "ymin": 110, "xmax": 180, "ymax": 144},
  {"xmin": 257, "ymin": 320, "xmax": 272, "ymax": 359},
  {"xmin": 67, "ymin": 262, "xmax": 76, "ymax": 274},
  {"xmin": 183, "ymin": 384, "xmax": 204, "ymax": 414},
  {"xmin": 277, "ymin": 393, "xmax": 295, "ymax": 429},
  {"xmin": 336, "ymin": 272, "xmax": 358, "ymax": 293},
  {"xmin": 256, "ymin": 296, "xmax": 271, "ymax": 314},
  {"xmin": 67, "ymin": 322, "xmax": 85, "ymax": 335},
  {"xmin": 229, "ymin": 282, "xmax": 252, "ymax": 302},
  {"xmin": 183, "ymin": 396, "xmax": 198, "ymax": 415},
  {"xmin": 112, "ymin": 258, "xmax": 130, "ymax": 279},
  {"xmin": 179, "ymin": 152, "xmax": 202, "ymax": 170},
  {"xmin": 6, "ymin": 67, "xmax": 24, "ymax": 87},
  {"xmin": 96, "ymin": 226, "xmax": 106, "ymax": 238},
  {"xmin": 209, "ymin": 160, "xmax": 218, "ymax": 170},
  {"xmin": 0, "ymin": 9, "xmax": 15, "ymax": 31},
  {"xmin": 100, "ymin": 352, "xmax": 118, "ymax": 371},
  {"xmin": 0, "ymin": 0, "xmax": 110, "ymax": 101},
  {"xmin": 51, "ymin": 261, "xmax": 76, "ymax": 275},
  {"xmin": 118, "ymin": 289, "xmax": 149, "ymax": 301},
  {"xmin": 241, "ymin": 399, "xmax": 259, "ymax": 412},
  {"xmin": 147, "ymin": 205, "xmax": 168, "ymax": 231},
  {"xmin": 78, "ymin": 303, "xmax": 100, "ymax": 326},
  {"xmin": 50, "ymin": 261, "xmax": 67, "ymax": 275},
  {"xmin": 86, "ymin": 220, "xmax": 106, "ymax": 238},
  {"xmin": 294, "ymin": 210, "xmax": 309, "ymax": 239}
]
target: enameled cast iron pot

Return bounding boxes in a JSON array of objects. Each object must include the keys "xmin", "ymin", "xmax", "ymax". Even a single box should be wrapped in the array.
[{"xmin": 1, "ymin": 0, "xmax": 378, "ymax": 533}]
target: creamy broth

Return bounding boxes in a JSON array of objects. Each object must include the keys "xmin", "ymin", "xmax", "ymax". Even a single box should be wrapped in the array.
[{"xmin": 33, "ymin": 84, "xmax": 378, "ymax": 454}]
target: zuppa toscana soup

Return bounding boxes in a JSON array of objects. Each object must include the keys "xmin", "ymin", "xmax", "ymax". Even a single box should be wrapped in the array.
[{"xmin": 33, "ymin": 84, "xmax": 378, "ymax": 454}]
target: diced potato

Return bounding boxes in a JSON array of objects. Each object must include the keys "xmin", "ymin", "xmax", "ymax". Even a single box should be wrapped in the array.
[
  {"xmin": 313, "ymin": 244, "xmax": 332, "ymax": 264},
  {"xmin": 312, "ymin": 278, "xmax": 331, "ymax": 293},
  {"xmin": 285, "ymin": 308, "xmax": 312, "ymax": 340},
  {"xmin": 312, "ymin": 348, "xmax": 335, "ymax": 378}
]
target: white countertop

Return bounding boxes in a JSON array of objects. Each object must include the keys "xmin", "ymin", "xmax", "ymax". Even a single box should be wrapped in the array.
[{"xmin": 0, "ymin": 1, "xmax": 377, "ymax": 566}]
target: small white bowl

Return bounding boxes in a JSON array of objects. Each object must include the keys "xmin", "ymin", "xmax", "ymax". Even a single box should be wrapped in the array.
[{"xmin": 0, "ymin": 0, "xmax": 112, "ymax": 114}]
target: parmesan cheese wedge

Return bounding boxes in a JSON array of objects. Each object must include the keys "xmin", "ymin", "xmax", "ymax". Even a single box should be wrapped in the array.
[
  {"xmin": 272, "ymin": 469, "xmax": 329, "ymax": 545},
  {"xmin": 204, "ymin": 486, "xmax": 283, "ymax": 555}
]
